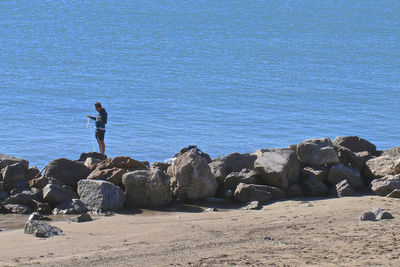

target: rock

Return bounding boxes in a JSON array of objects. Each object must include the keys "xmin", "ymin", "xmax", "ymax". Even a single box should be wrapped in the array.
[
  {"xmin": 168, "ymin": 149, "xmax": 218, "ymax": 201},
  {"xmin": 0, "ymin": 190, "xmax": 9, "ymax": 202},
  {"xmin": 29, "ymin": 176, "xmax": 64, "ymax": 190},
  {"xmin": 301, "ymin": 176, "xmax": 328, "ymax": 197},
  {"xmin": 53, "ymin": 199, "xmax": 87, "ymax": 215},
  {"xmin": 174, "ymin": 145, "xmax": 212, "ymax": 163},
  {"xmin": 84, "ymin": 157, "xmax": 102, "ymax": 170},
  {"xmin": 241, "ymin": 201, "xmax": 262, "ymax": 210},
  {"xmin": 301, "ymin": 166, "xmax": 329, "ymax": 181},
  {"xmin": 87, "ymin": 167, "xmax": 127, "ymax": 188},
  {"xmin": 253, "ymin": 148, "xmax": 300, "ymax": 190},
  {"xmin": 371, "ymin": 175, "xmax": 400, "ymax": 196},
  {"xmin": 2, "ymin": 191, "xmax": 32, "ymax": 205},
  {"xmin": 31, "ymin": 200, "xmax": 52, "ymax": 215},
  {"xmin": 79, "ymin": 152, "xmax": 108, "ymax": 162},
  {"xmin": 77, "ymin": 180, "xmax": 126, "ymax": 211},
  {"xmin": 26, "ymin": 167, "xmax": 41, "ymax": 180},
  {"xmin": 206, "ymin": 207, "xmax": 218, "ymax": 212},
  {"xmin": 28, "ymin": 212, "xmax": 52, "ymax": 221},
  {"xmin": 151, "ymin": 162, "xmax": 171, "ymax": 173},
  {"xmin": 335, "ymin": 145, "xmax": 369, "ymax": 171},
  {"xmin": 364, "ymin": 147, "xmax": 400, "ymax": 181},
  {"xmin": 333, "ymin": 136, "xmax": 377, "ymax": 154},
  {"xmin": 69, "ymin": 213, "xmax": 93, "ymax": 223},
  {"xmin": 335, "ymin": 180, "xmax": 355, "ymax": 197},
  {"xmin": 24, "ymin": 220, "xmax": 63, "ymax": 238},
  {"xmin": 2, "ymin": 162, "xmax": 27, "ymax": 191},
  {"xmin": 386, "ymin": 189, "xmax": 400, "ymax": 198},
  {"xmin": 0, "ymin": 154, "xmax": 29, "ymax": 171},
  {"xmin": 394, "ymin": 159, "xmax": 400, "ymax": 175},
  {"xmin": 287, "ymin": 184, "xmax": 303, "ymax": 197},
  {"xmin": 209, "ymin": 152, "xmax": 257, "ymax": 183},
  {"xmin": 360, "ymin": 211, "xmax": 377, "ymax": 221},
  {"xmin": 234, "ymin": 183, "xmax": 272, "ymax": 203},
  {"xmin": 296, "ymin": 138, "xmax": 339, "ymax": 166},
  {"xmin": 361, "ymin": 207, "xmax": 394, "ymax": 221},
  {"xmin": 94, "ymin": 156, "xmax": 148, "ymax": 171},
  {"xmin": 45, "ymin": 158, "xmax": 91, "ymax": 188},
  {"xmin": 327, "ymin": 163, "xmax": 363, "ymax": 190},
  {"xmin": 224, "ymin": 190, "xmax": 234, "ymax": 199},
  {"xmin": 42, "ymin": 184, "xmax": 78, "ymax": 205},
  {"xmin": 222, "ymin": 169, "xmax": 258, "ymax": 192},
  {"xmin": 122, "ymin": 167, "xmax": 172, "ymax": 208},
  {"xmin": 4, "ymin": 204, "xmax": 32, "ymax": 214}
]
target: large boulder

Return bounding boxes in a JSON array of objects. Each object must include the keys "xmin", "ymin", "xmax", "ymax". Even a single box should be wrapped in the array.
[
  {"xmin": 364, "ymin": 147, "xmax": 400, "ymax": 181},
  {"xmin": 234, "ymin": 183, "xmax": 272, "ymax": 203},
  {"xmin": 24, "ymin": 220, "xmax": 63, "ymax": 238},
  {"xmin": 2, "ymin": 191, "xmax": 33, "ymax": 206},
  {"xmin": 333, "ymin": 136, "xmax": 377, "ymax": 154},
  {"xmin": 87, "ymin": 168, "xmax": 127, "ymax": 188},
  {"xmin": 296, "ymin": 138, "xmax": 339, "ymax": 166},
  {"xmin": 42, "ymin": 184, "xmax": 78, "ymax": 205},
  {"xmin": 371, "ymin": 175, "xmax": 400, "ymax": 196},
  {"xmin": 2, "ymin": 162, "xmax": 28, "ymax": 191},
  {"xmin": 122, "ymin": 167, "xmax": 172, "ymax": 208},
  {"xmin": 209, "ymin": 153, "xmax": 257, "ymax": 183},
  {"xmin": 77, "ymin": 180, "xmax": 125, "ymax": 211},
  {"xmin": 301, "ymin": 175, "xmax": 328, "ymax": 197},
  {"xmin": 0, "ymin": 154, "xmax": 29, "ymax": 171},
  {"xmin": 26, "ymin": 167, "xmax": 41, "ymax": 180},
  {"xmin": 29, "ymin": 176, "xmax": 64, "ymax": 190},
  {"xmin": 253, "ymin": 148, "xmax": 300, "ymax": 190},
  {"xmin": 222, "ymin": 169, "xmax": 258, "ymax": 192},
  {"xmin": 174, "ymin": 146, "xmax": 212, "ymax": 163},
  {"xmin": 335, "ymin": 180, "xmax": 355, "ymax": 197},
  {"xmin": 45, "ymin": 158, "xmax": 90, "ymax": 188},
  {"xmin": 168, "ymin": 149, "xmax": 218, "ymax": 201},
  {"xmin": 335, "ymin": 146, "xmax": 372, "ymax": 171},
  {"xmin": 78, "ymin": 152, "xmax": 107, "ymax": 162},
  {"xmin": 327, "ymin": 163, "xmax": 363, "ymax": 190},
  {"xmin": 94, "ymin": 156, "xmax": 148, "ymax": 171}
]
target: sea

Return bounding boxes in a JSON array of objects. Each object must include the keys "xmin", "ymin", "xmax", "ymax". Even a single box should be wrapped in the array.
[{"xmin": 1, "ymin": 0, "xmax": 399, "ymax": 168}]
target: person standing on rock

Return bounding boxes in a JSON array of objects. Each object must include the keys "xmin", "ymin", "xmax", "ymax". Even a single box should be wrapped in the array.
[{"xmin": 87, "ymin": 102, "xmax": 108, "ymax": 154}]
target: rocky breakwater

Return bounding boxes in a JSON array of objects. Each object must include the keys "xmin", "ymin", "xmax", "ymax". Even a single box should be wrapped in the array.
[{"xmin": 1, "ymin": 136, "xmax": 400, "ymax": 237}]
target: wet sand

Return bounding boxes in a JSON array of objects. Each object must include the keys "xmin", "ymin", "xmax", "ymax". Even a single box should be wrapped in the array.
[{"xmin": 0, "ymin": 196, "xmax": 399, "ymax": 267}]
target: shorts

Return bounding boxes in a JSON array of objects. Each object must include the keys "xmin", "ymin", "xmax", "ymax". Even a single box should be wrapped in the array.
[{"xmin": 95, "ymin": 130, "xmax": 106, "ymax": 141}]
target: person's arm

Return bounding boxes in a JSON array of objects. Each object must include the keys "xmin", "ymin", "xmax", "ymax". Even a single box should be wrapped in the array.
[{"xmin": 86, "ymin": 115, "xmax": 96, "ymax": 120}]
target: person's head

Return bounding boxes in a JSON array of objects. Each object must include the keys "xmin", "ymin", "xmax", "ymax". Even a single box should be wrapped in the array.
[{"xmin": 94, "ymin": 102, "xmax": 102, "ymax": 111}]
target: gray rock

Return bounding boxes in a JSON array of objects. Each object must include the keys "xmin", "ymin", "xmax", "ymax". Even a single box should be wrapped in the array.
[
  {"xmin": 151, "ymin": 162, "xmax": 171, "ymax": 174},
  {"xmin": 77, "ymin": 180, "xmax": 125, "ymax": 211},
  {"xmin": 301, "ymin": 176, "xmax": 328, "ymax": 197},
  {"xmin": 0, "ymin": 190, "xmax": 9, "ymax": 202},
  {"xmin": 335, "ymin": 180, "xmax": 355, "ymax": 197},
  {"xmin": 2, "ymin": 162, "xmax": 27, "ymax": 191},
  {"xmin": 79, "ymin": 152, "xmax": 107, "ymax": 162},
  {"xmin": 174, "ymin": 145, "xmax": 212, "ymax": 163},
  {"xmin": 394, "ymin": 159, "xmax": 400, "ymax": 175},
  {"xmin": 360, "ymin": 207, "xmax": 394, "ymax": 221},
  {"xmin": 222, "ymin": 169, "xmax": 258, "ymax": 192},
  {"xmin": 333, "ymin": 136, "xmax": 377, "ymax": 154},
  {"xmin": 2, "ymin": 191, "xmax": 32, "ymax": 205},
  {"xmin": 122, "ymin": 167, "xmax": 172, "ymax": 208},
  {"xmin": 29, "ymin": 176, "xmax": 64, "ymax": 190},
  {"xmin": 241, "ymin": 201, "xmax": 262, "ymax": 210},
  {"xmin": 84, "ymin": 157, "xmax": 102, "ymax": 170},
  {"xmin": 297, "ymin": 138, "xmax": 339, "ymax": 166},
  {"xmin": 69, "ymin": 213, "xmax": 93, "ymax": 223},
  {"xmin": 364, "ymin": 147, "xmax": 400, "ymax": 181},
  {"xmin": 386, "ymin": 189, "xmax": 400, "ymax": 198},
  {"xmin": 209, "ymin": 152, "xmax": 257, "ymax": 184},
  {"xmin": 43, "ymin": 184, "xmax": 78, "ymax": 205},
  {"xmin": 360, "ymin": 211, "xmax": 377, "ymax": 221},
  {"xmin": 335, "ymin": 145, "xmax": 368, "ymax": 171},
  {"xmin": 4, "ymin": 204, "xmax": 32, "ymax": 214},
  {"xmin": 234, "ymin": 183, "xmax": 272, "ymax": 204},
  {"xmin": 206, "ymin": 207, "xmax": 218, "ymax": 212},
  {"xmin": 168, "ymin": 149, "xmax": 217, "ymax": 201},
  {"xmin": 24, "ymin": 220, "xmax": 63, "ymax": 238},
  {"xmin": 371, "ymin": 175, "xmax": 400, "ymax": 196},
  {"xmin": 0, "ymin": 154, "xmax": 29, "ymax": 171},
  {"xmin": 28, "ymin": 212, "xmax": 52, "ymax": 221},
  {"xmin": 327, "ymin": 163, "xmax": 363, "ymax": 190},
  {"xmin": 53, "ymin": 199, "xmax": 87, "ymax": 215},
  {"xmin": 301, "ymin": 166, "xmax": 329, "ymax": 181},
  {"xmin": 45, "ymin": 158, "xmax": 91, "ymax": 188},
  {"xmin": 253, "ymin": 148, "xmax": 300, "ymax": 190},
  {"xmin": 287, "ymin": 184, "xmax": 303, "ymax": 197},
  {"xmin": 224, "ymin": 190, "xmax": 234, "ymax": 199}
]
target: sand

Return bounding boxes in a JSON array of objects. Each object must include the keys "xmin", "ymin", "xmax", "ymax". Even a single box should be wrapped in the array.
[{"xmin": 0, "ymin": 196, "xmax": 399, "ymax": 267}]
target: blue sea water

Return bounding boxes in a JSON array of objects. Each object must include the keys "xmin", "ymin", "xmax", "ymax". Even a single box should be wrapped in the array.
[{"xmin": 1, "ymin": 0, "xmax": 399, "ymax": 168}]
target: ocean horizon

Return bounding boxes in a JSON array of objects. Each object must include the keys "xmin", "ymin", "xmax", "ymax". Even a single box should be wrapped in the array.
[{"xmin": 1, "ymin": 0, "xmax": 399, "ymax": 168}]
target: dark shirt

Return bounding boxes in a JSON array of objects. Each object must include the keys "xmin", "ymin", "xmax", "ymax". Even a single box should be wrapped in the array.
[{"xmin": 90, "ymin": 108, "xmax": 108, "ymax": 131}]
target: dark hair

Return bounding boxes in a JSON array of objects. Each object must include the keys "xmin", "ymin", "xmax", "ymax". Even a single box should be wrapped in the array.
[{"xmin": 94, "ymin": 102, "xmax": 102, "ymax": 109}]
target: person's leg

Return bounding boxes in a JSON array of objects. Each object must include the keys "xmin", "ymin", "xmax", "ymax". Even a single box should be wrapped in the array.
[{"xmin": 100, "ymin": 140, "xmax": 105, "ymax": 154}]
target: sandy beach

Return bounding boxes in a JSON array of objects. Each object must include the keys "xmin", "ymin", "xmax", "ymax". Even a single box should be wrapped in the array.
[{"xmin": 1, "ymin": 196, "xmax": 399, "ymax": 267}]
